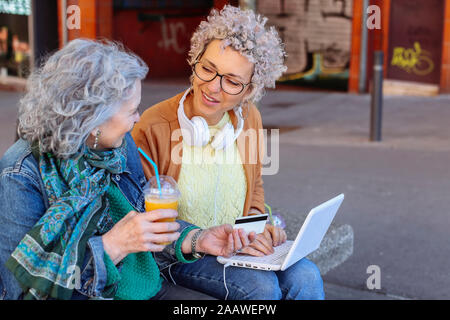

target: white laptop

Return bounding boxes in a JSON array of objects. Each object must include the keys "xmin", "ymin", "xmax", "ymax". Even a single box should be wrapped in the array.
[{"xmin": 217, "ymin": 194, "xmax": 344, "ymax": 271}]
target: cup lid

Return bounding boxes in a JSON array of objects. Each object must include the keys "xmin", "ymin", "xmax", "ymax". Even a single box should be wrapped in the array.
[{"xmin": 144, "ymin": 175, "xmax": 180, "ymax": 199}]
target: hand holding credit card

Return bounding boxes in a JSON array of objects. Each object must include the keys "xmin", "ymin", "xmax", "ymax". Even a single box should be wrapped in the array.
[{"xmin": 233, "ymin": 214, "xmax": 269, "ymax": 234}]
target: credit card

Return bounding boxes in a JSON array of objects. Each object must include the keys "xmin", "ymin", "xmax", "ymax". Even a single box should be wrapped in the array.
[{"xmin": 233, "ymin": 214, "xmax": 268, "ymax": 234}]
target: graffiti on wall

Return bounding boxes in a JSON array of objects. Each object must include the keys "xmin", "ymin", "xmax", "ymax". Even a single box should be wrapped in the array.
[
  {"xmin": 258, "ymin": 0, "xmax": 353, "ymax": 84},
  {"xmin": 114, "ymin": 10, "xmax": 205, "ymax": 77},
  {"xmin": 113, "ymin": 0, "xmax": 216, "ymax": 78},
  {"xmin": 157, "ymin": 19, "xmax": 187, "ymax": 54},
  {"xmin": 391, "ymin": 42, "xmax": 434, "ymax": 76},
  {"xmin": 320, "ymin": 0, "xmax": 352, "ymax": 20},
  {"xmin": 386, "ymin": 0, "xmax": 443, "ymax": 85}
]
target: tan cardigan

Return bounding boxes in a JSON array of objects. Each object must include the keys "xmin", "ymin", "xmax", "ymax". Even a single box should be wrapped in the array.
[{"xmin": 131, "ymin": 90, "xmax": 265, "ymax": 216}]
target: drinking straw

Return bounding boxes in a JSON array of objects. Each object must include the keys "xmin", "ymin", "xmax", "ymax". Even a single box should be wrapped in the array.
[
  {"xmin": 265, "ymin": 203, "xmax": 274, "ymax": 226},
  {"xmin": 138, "ymin": 147, "xmax": 162, "ymax": 196}
]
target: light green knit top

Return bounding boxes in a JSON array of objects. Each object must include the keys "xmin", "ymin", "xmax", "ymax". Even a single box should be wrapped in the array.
[{"xmin": 177, "ymin": 112, "xmax": 247, "ymax": 228}]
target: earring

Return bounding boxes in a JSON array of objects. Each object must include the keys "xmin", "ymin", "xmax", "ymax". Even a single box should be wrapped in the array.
[{"xmin": 93, "ymin": 130, "xmax": 101, "ymax": 149}]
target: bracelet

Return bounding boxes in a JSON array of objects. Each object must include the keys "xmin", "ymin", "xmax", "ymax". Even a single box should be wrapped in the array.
[
  {"xmin": 175, "ymin": 226, "xmax": 199, "ymax": 263},
  {"xmin": 191, "ymin": 229, "xmax": 205, "ymax": 259}
]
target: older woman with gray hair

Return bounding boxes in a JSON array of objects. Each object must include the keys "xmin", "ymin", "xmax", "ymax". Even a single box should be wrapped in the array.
[
  {"xmin": 132, "ymin": 5, "xmax": 325, "ymax": 300},
  {"xmin": 0, "ymin": 38, "xmax": 255, "ymax": 300}
]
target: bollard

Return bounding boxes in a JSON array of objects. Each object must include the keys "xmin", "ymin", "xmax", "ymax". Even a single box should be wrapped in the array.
[{"xmin": 370, "ymin": 51, "xmax": 384, "ymax": 141}]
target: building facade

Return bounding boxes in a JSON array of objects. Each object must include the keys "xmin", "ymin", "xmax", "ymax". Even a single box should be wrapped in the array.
[
  {"xmin": 3, "ymin": 0, "xmax": 450, "ymax": 94},
  {"xmin": 349, "ymin": 0, "xmax": 450, "ymax": 95}
]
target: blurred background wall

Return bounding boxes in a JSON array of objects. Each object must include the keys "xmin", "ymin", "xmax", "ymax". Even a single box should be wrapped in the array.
[{"xmin": 1, "ymin": 0, "xmax": 450, "ymax": 95}]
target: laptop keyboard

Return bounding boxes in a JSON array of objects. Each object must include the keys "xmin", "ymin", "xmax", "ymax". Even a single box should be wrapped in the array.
[{"xmin": 234, "ymin": 240, "xmax": 293, "ymax": 264}]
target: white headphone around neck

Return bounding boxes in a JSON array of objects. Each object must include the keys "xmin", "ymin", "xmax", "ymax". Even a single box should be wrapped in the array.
[{"xmin": 177, "ymin": 88, "xmax": 244, "ymax": 150}]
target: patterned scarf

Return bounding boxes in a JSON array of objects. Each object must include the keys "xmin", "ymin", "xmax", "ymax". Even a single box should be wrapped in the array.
[{"xmin": 6, "ymin": 141, "xmax": 127, "ymax": 300}]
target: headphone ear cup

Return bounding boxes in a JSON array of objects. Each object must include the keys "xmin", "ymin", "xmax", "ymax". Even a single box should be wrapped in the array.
[
  {"xmin": 211, "ymin": 123, "xmax": 234, "ymax": 150},
  {"xmin": 191, "ymin": 116, "xmax": 210, "ymax": 147},
  {"xmin": 177, "ymin": 90, "xmax": 197, "ymax": 146}
]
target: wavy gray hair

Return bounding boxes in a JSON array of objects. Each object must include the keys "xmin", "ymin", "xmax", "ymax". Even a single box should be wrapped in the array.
[
  {"xmin": 188, "ymin": 5, "xmax": 287, "ymax": 102},
  {"xmin": 18, "ymin": 38, "xmax": 148, "ymax": 158}
]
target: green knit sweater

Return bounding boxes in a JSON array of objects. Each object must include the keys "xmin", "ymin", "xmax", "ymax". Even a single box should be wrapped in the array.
[{"xmin": 103, "ymin": 183, "xmax": 199, "ymax": 300}]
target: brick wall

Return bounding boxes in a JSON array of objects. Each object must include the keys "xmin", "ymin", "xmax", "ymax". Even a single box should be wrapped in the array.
[{"xmin": 257, "ymin": 0, "xmax": 353, "ymax": 76}]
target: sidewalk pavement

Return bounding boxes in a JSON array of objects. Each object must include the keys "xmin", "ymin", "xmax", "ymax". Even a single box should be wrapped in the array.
[
  {"xmin": 1, "ymin": 80, "xmax": 449, "ymax": 299},
  {"xmin": 258, "ymin": 85, "xmax": 450, "ymax": 300}
]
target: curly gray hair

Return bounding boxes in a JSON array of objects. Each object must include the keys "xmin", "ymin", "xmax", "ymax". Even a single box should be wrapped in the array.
[
  {"xmin": 188, "ymin": 5, "xmax": 287, "ymax": 102},
  {"xmin": 18, "ymin": 38, "xmax": 148, "ymax": 158}
]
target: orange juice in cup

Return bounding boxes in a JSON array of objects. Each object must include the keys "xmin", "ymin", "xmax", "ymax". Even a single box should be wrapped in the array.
[
  {"xmin": 145, "ymin": 196, "xmax": 178, "ymax": 213},
  {"xmin": 143, "ymin": 175, "xmax": 181, "ymax": 245}
]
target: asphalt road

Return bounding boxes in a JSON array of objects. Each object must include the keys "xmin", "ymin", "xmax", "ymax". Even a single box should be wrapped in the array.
[{"xmin": 263, "ymin": 142, "xmax": 450, "ymax": 299}]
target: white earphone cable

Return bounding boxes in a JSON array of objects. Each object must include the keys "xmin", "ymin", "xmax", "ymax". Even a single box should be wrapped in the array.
[
  {"xmin": 159, "ymin": 260, "xmax": 181, "ymax": 285},
  {"xmin": 223, "ymin": 262, "xmax": 232, "ymax": 300},
  {"xmin": 213, "ymin": 160, "xmax": 223, "ymax": 226}
]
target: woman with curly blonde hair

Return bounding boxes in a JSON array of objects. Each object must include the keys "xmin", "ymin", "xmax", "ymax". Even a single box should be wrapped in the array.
[{"xmin": 132, "ymin": 5, "xmax": 324, "ymax": 299}]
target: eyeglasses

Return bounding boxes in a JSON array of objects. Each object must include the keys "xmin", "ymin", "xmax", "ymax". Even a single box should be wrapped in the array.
[{"xmin": 193, "ymin": 61, "xmax": 251, "ymax": 95}]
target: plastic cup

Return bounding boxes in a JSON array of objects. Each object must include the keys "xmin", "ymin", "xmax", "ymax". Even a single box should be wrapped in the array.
[{"xmin": 143, "ymin": 175, "xmax": 181, "ymax": 245}]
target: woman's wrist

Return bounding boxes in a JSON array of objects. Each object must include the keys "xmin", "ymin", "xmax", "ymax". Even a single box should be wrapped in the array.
[
  {"xmin": 102, "ymin": 234, "xmax": 125, "ymax": 265},
  {"xmin": 175, "ymin": 226, "xmax": 201, "ymax": 263},
  {"xmin": 181, "ymin": 229, "xmax": 198, "ymax": 254}
]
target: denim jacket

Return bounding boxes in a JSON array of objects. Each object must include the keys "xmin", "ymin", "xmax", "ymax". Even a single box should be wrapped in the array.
[{"xmin": 0, "ymin": 133, "xmax": 195, "ymax": 300}]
